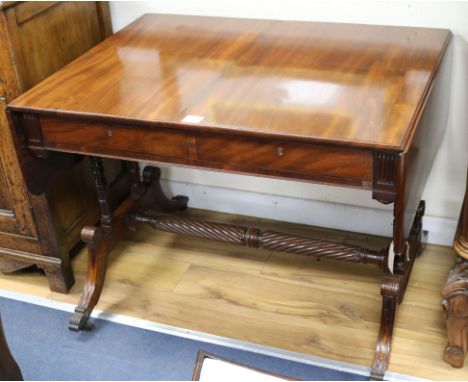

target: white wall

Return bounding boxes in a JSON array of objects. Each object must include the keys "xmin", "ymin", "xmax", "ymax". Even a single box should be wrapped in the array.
[{"xmin": 109, "ymin": 1, "xmax": 468, "ymax": 245}]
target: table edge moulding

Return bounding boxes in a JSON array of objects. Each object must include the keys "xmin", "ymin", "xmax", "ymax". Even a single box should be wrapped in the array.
[{"xmin": 6, "ymin": 14, "xmax": 452, "ymax": 380}]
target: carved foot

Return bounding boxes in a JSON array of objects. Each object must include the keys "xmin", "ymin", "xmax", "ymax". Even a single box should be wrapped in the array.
[
  {"xmin": 142, "ymin": 166, "xmax": 188, "ymax": 212},
  {"xmin": 442, "ymin": 256, "xmax": 468, "ymax": 368},
  {"xmin": 444, "ymin": 344, "xmax": 465, "ymax": 368},
  {"xmin": 370, "ymin": 277, "xmax": 401, "ymax": 380},
  {"xmin": 68, "ymin": 307, "xmax": 95, "ymax": 331}
]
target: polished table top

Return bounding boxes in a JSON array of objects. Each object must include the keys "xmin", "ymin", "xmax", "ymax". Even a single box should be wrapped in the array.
[{"xmin": 10, "ymin": 14, "xmax": 450, "ymax": 150}]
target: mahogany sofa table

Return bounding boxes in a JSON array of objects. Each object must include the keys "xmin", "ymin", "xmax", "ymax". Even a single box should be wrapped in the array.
[{"xmin": 7, "ymin": 14, "xmax": 451, "ymax": 380}]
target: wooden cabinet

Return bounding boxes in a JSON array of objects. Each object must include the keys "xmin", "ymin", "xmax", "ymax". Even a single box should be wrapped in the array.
[{"xmin": 0, "ymin": 1, "xmax": 127, "ymax": 292}]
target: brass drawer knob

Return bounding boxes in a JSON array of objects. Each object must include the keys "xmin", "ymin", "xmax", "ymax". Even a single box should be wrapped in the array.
[{"xmin": 277, "ymin": 146, "xmax": 284, "ymax": 157}]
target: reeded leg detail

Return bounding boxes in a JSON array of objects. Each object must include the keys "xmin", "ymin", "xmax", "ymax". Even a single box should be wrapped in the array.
[{"xmin": 69, "ymin": 307, "xmax": 95, "ymax": 332}]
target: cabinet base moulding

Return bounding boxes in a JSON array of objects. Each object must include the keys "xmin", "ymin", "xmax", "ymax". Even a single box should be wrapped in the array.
[{"xmin": 0, "ymin": 248, "xmax": 74, "ymax": 293}]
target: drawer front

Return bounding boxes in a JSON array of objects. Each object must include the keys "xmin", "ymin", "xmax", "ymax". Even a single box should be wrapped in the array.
[
  {"xmin": 41, "ymin": 118, "xmax": 187, "ymax": 159},
  {"xmin": 197, "ymin": 136, "xmax": 372, "ymax": 181}
]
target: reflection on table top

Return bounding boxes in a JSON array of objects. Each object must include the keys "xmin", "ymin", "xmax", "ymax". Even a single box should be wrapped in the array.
[{"xmin": 10, "ymin": 14, "xmax": 451, "ymax": 150}]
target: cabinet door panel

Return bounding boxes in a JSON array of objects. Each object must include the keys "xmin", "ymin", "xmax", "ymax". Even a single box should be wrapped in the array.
[
  {"xmin": 5, "ymin": 1, "xmax": 118, "ymax": 252},
  {"xmin": 7, "ymin": 1, "xmax": 104, "ymax": 92}
]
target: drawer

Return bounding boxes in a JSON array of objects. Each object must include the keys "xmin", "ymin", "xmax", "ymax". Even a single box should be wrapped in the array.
[
  {"xmin": 197, "ymin": 135, "xmax": 372, "ymax": 181},
  {"xmin": 41, "ymin": 118, "xmax": 187, "ymax": 159}
]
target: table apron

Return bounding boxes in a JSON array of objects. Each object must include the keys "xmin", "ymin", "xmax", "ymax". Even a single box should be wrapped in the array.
[{"xmin": 36, "ymin": 117, "xmax": 377, "ymax": 189}]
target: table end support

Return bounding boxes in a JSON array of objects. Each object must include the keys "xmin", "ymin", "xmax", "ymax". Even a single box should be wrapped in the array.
[
  {"xmin": 68, "ymin": 225, "xmax": 107, "ymax": 332},
  {"xmin": 69, "ymin": 164, "xmax": 189, "ymax": 332},
  {"xmin": 69, "ymin": 307, "xmax": 94, "ymax": 332},
  {"xmin": 370, "ymin": 200, "xmax": 425, "ymax": 379}
]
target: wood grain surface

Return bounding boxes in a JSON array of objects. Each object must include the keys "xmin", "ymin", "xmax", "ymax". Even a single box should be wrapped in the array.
[
  {"xmin": 0, "ymin": 209, "xmax": 463, "ymax": 380},
  {"xmin": 9, "ymin": 14, "xmax": 450, "ymax": 150},
  {"xmin": 0, "ymin": 0, "xmax": 122, "ymax": 292}
]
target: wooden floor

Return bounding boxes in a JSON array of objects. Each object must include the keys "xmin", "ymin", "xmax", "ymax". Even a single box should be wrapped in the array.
[{"xmin": 0, "ymin": 209, "xmax": 462, "ymax": 380}]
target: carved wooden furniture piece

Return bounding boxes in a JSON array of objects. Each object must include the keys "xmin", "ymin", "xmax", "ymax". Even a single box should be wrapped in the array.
[
  {"xmin": 442, "ymin": 168, "xmax": 468, "ymax": 368},
  {"xmin": 0, "ymin": 314, "xmax": 22, "ymax": 381},
  {"xmin": 7, "ymin": 15, "xmax": 451, "ymax": 379},
  {"xmin": 0, "ymin": 1, "xmax": 127, "ymax": 292}
]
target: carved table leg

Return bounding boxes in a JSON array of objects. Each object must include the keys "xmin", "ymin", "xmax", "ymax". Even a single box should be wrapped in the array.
[
  {"xmin": 69, "ymin": 161, "xmax": 188, "ymax": 331},
  {"xmin": 442, "ymin": 257, "xmax": 468, "ymax": 368},
  {"xmin": 69, "ymin": 226, "xmax": 108, "ymax": 331},
  {"xmin": 69, "ymin": 157, "xmax": 112, "ymax": 331},
  {"xmin": 442, "ymin": 168, "xmax": 468, "ymax": 368},
  {"xmin": 370, "ymin": 277, "xmax": 400, "ymax": 381},
  {"xmin": 370, "ymin": 200, "xmax": 425, "ymax": 380}
]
